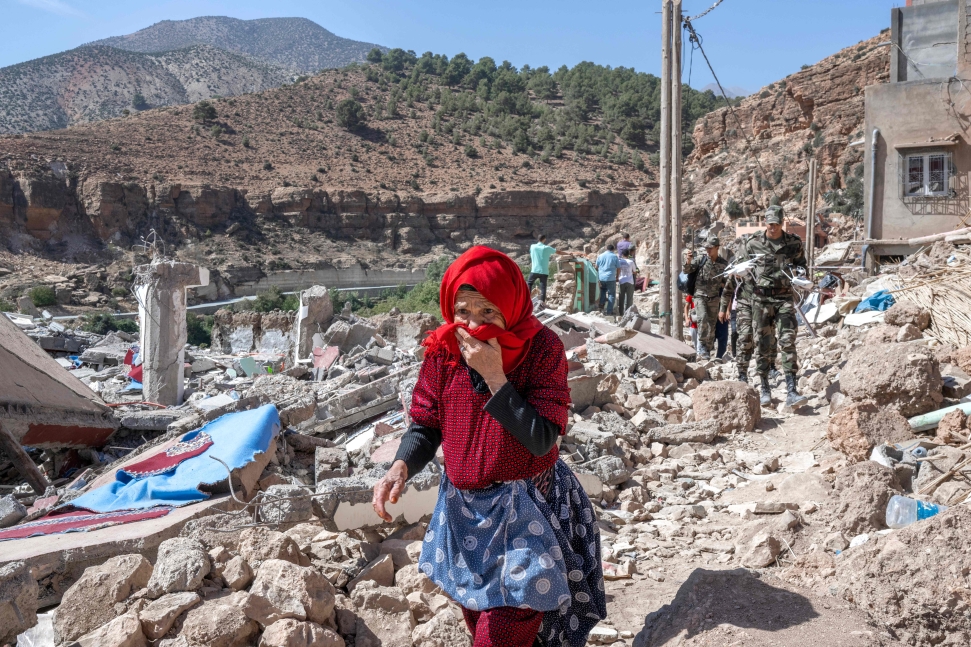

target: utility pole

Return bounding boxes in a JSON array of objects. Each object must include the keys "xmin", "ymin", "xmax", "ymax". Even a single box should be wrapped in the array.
[
  {"xmin": 659, "ymin": 0, "xmax": 673, "ymax": 336},
  {"xmin": 806, "ymin": 159, "xmax": 818, "ymax": 278},
  {"xmin": 670, "ymin": 0, "xmax": 684, "ymax": 342}
]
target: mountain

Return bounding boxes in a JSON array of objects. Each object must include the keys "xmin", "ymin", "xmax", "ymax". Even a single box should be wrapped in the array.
[
  {"xmin": 0, "ymin": 45, "xmax": 293, "ymax": 134},
  {"xmin": 89, "ymin": 16, "xmax": 386, "ymax": 74},
  {"xmin": 701, "ymin": 83, "xmax": 748, "ymax": 99}
]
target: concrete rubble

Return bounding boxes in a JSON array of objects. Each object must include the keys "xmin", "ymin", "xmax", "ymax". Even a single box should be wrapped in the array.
[{"xmin": 5, "ymin": 244, "xmax": 971, "ymax": 645}]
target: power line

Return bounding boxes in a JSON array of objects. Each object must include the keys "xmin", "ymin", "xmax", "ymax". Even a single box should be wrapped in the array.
[
  {"xmin": 683, "ymin": 17, "xmax": 777, "ymax": 200},
  {"xmin": 687, "ymin": 0, "xmax": 726, "ymax": 22}
]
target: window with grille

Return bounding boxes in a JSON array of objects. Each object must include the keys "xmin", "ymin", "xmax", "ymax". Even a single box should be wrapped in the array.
[{"xmin": 904, "ymin": 152, "xmax": 952, "ymax": 197}]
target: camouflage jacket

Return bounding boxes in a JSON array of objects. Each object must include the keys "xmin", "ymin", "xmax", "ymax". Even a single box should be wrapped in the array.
[
  {"xmin": 743, "ymin": 229, "xmax": 807, "ymax": 300},
  {"xmin": 683, "ymin": 254, "xmax": 728, "ymax": 305}
]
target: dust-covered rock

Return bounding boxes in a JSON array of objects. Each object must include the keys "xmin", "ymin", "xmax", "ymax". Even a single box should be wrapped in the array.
[
  {"xmin": 243, "ymin": 559, "xmax": 336, "ymax": 628},
  {"xmin": 260, "ymin": 485, "xmax": 314, "ymax": 526},
  {"xmin": 139, "ymin": 592, "xmax": 201, "ymax": 640},
  {"xmin": 349, "ymin": 582, "xmax": 415, "ymax": 647},
  {"xmin": 840, "ymin": 343, "xmax": 942, "ymax": 416},
  {"xmin": 74, "ymin": 612, "xmax": 145, "ymax": 647},
  {"xmin": 218, "ymin": 555, "xmax": 254, "ymax": 591},
  {"xmin": 0, "ymin": 561, "xmax": 39, "ymax": 644},
  {"xmin": 691, "ymin": 381, "xmax": 760, "ymax": 433},
  {"xmin": 827, "ymin": 401, "xmax": 914, "ymax": 462},
  {"xmin": 54, "ymin": 553, "xmax": 153, "ymax": 643},
  {"xmin": 884, "ymin": 301, "xmax": 931, "ymax": 330},
  {"xmin": 258, "ymin": 618, "xmax": 345, "ymax": 647},
  {"xmin": 238, "ymin": 526, "xmax": 306, "ymax": 567},
  {"xmin": 179, "ymin": 595, "xmax": 258, "ymax": 647},
  {"xmin": 833, "ymin": 461, "xmax": 902, "ymax": 534},
  {"xmin": 0, "ymin": 494, "xmax": 27, "ymax": 528},
  {"xmin": 412, "ymin": 609, "xmax": 471, "ymax": 647},
  {"xmin": 146, "ymin": 537, "xmax": 210, "ymax": 598},
  {"xmin": 836, "ymin": 505, "xmax": 971, "ymax": 645}
]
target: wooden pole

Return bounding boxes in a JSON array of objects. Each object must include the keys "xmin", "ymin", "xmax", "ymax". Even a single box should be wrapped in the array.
[
  {"xmin": 671, "ymin": 0, "xmax": 684, "ymax": 342},
  {"xmin": 659, "ymin": 0, "xmax": 673, "ymax": 336},
  {"xmin": 0, "ymin": 420, "xmax": 49, "ymax": 495},
  {"xmin": 806, "ymin": 159, "xmax": 817, "ymax": 278}
]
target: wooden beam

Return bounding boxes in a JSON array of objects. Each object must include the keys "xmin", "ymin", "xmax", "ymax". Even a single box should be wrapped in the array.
[{"xmin": 0, "ymin": 420, "xmax": 50, "ymax": 495}]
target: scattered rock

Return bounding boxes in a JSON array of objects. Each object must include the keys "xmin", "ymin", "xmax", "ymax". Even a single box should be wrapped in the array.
[
  {"xmin": 0, "ymin": 561, "xmax": 39, "ymax": 644},
  {"xmin": 54, "ymin": 554, "xmax": 153, "ymax": 643},
  {"xmin": 146, "ymin": 537, "xmax": 210, "ymax": 598},
  {"xmin": 833, "ymin": 462, "xmax": 902, "ymax": 534},
  {"xmin": 238, "ymin": 527, "xmax": 306, "ymax": 567},
  {"xmin": 644, "ymin": 420, "xmax": 718, "ymax": 445},
  {"xmin": 180, "ymin": 596, "xmax": 259, "ymax": 647},
  {"xmin": 896, "ymin": 323, "xmax": 921, "ymax": 342},
  {"xmin": 74, "ymin": 612, "xmax": 145, "ymax": 647},
  {"xmin": 138, "ymin": 592, "xmax": 201, "ymax": 640},
  {"xmin": 827, "ymin": 401, "xmax": 914, "ymax": 462},
  {"xmin": 0, "ymin": 494, "xmax": 27, "ymax": 528},
  {"xmin": 739, "ymin": 531, "xmax": 782, "ymax": 568},
  {"xmin": 218, "ymin": 555, "xmax": 254, "ymax": 591},
  {"xmin": 935, "ymin": 408, "xmax": 967, "ymax": 444},
  {"xmin": 690, "ymin": 381, "xmax": 760, "ymax": 433},
  {"xmin": 260, "ymin": 485, "xmax": 314, "ymax": 525},
  {"xmin": 350, "ymin": 582, "xmax": 415, "ymax": 647},
  {"xmin": 258, "ymin": 619, "xmax": 345, "ymax": 647},
  {"xmin": 394, "ymin": 564, "xmax": 441, "ymax": 597},
  {"xmin": 412, "ymin": 609, "xmax": 471, "ymax": 647},
  {"xmin": 347, "ymin": 554, "xmax": 395, "ymax": 593},
  {"xmin": 243, "ymin": 559, "xmax": 336, "ymax": 628},
  {"xmin": 884, "ymin": 301, "xmax": 931, "ymax": 330}
]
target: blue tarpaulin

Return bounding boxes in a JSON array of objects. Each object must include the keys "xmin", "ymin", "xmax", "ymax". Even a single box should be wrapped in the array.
[
  {"xmin": 67, "ymin": 404, "xmax": 280, "ymax": 513},
  {"xmin": 854, "ymin": 289, "xmax": 895, "ymax": 313}
]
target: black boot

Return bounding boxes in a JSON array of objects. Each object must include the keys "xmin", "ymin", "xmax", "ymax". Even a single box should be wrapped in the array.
[
  {"xmin": 785, "ymin": 373, "xmax": 808, "ymax": 408},
  {"xmin": 737, "ymin": 362, "xmax": 748, "ymax": 383},
  {"xmin": 759, "ymin": 374, "xmax": 772, "ymax": 406}
]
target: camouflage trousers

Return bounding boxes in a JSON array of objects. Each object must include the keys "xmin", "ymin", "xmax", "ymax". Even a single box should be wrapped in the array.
[
  {"xmin": 753, "ymin": 297, "xmax": 798, "ymax": 375},
  {"xmin": 735, "ymin": 300, "xmax": 755, "ymax": 370},
  {"xmin": 694, "ymin": 296, "xmax": 720, "ymax": 355}
]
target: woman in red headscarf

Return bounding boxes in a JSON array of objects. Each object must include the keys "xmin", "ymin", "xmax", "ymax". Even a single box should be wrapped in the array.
[{"xmin": 373, "ymin": 246, "xmax": 605, "ymax": 647}]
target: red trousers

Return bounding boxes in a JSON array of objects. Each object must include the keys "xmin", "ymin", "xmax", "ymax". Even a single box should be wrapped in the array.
[{"xmin": 462, "ymin": 606, "xmax": 543, "ymax": 647}]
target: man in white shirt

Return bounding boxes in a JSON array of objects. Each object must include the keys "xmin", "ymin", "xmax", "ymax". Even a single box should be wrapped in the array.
[{"xmin": 616, "ymin": 249, "xmax": 637, "ymax": 316}]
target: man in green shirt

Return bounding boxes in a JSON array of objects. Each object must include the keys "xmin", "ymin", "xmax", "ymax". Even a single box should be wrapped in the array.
[{"xmin": 528, "ymin": 235, "xmax": 566, "ymax": 302}]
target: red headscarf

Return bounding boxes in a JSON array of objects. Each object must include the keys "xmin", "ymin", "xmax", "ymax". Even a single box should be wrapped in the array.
[{"xmin": 423, "ymin": 246, "xmax": 545, "ymax": 374}]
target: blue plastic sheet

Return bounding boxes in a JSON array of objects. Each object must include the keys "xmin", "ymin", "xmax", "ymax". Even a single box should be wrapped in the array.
[{"xmin": 854, "ymin": 289, "xmax": 895, "ymax": 313}]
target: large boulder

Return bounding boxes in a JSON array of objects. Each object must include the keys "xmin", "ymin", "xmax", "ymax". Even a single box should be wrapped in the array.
[
  {"xmin": 836, "ymin": 506, "xmax": 971, "ymax": 645},
  {"xmin": 259, "ymin": 618, "xmax": 345, "ymax": 647},
  {"xmin": 54, "ymin": 554, "xmax": 153, "ymax": 643},
  {"xmin": 179, "ymin": 595, "xmax": 258, "ymax": 647},
  {"xmin": 243, "ymin": 559, "xmax": 336, "ymax": 628},
  {"xmin": 833, "ymin": 462, "xmax": 902, "ymax": 534},
  {"xmin": 412, "ymin": 609, "xmax": 472, "ymax": 647},
  {"xmin": 827, "ymin": 402, "xmax": 914, "ymax": 462},
  {"xmin": 0, "ymin": 561, "xmax": 39, "ymax": 644},
  {"xmin": 146, "ymin": 537, "xmax": 210, "ymax": 598},
  {"xmin": 840, "ymin": 344, "xmax": 943, "ymax": 417},
  {"xmin": 691, "ymin": 382, "xmax": 761, "ymax": 433},
  {"xmin": 884, "ymin": 301, "xmax": 931, "ymax": 330}
]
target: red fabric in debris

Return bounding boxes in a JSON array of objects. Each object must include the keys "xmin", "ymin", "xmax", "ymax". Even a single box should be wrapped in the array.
[
  {"xmin": 422, "ymin": 246, "xmax": 545, "ymax": 374},
  {"xmin": 0, "ymin": 508, "xmax": 171, "ymax": 541},
  {"xmin": 462, "ymin": 606, "xmax": 544, "ymax": 647},
  {"xmin": 409, "ymin": 326, "xmax": 570, "ymax": 489},
  {"xmin": 119, "ymin": 432, "xmax": 213, "ymax": 478}
]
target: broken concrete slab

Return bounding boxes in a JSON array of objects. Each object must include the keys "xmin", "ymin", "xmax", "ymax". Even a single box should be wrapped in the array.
[
  {"xmin": 295, "ymin": 285, "xmax": 335, "ymax": 362},
  {"xmin": 314, "ymin": 464, "xmax": 440, "ymax": 531}
]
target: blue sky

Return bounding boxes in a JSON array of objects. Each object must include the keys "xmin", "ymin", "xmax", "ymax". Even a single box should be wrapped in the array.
[{"xmin": 3, "ymin": 0, "xmax": 897, "ymax": 93}]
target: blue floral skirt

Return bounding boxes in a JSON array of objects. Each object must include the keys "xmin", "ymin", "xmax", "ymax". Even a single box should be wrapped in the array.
[{"xmin": 420, "ymin": 459, "xmax": 606, "ymax": 647}]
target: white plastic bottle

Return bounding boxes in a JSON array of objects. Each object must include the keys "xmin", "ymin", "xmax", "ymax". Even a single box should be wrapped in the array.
[{"xmin": 885, "ymin": 495, "xmax": 946, "ymax": 529}]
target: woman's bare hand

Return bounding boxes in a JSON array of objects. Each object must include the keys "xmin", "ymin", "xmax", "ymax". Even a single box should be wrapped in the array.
[
  {"xmin": 372, "ymin": 460, "xmax": 408, "ymax": 522},
  {"xmin": 455, "ymin": 328, "xmax": 507, "ymax": 392}
]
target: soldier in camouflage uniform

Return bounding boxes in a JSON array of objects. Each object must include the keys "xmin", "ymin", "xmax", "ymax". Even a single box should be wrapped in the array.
[
  {"xmin": 722, "ymin": 234, "xmax": 763, "ymax": 382},
  {"xmin": 747, "ymin": 206, "xmax": 808, "ymax": 408},
  {"xmin": 683, "ymin": 235, "xmax": 728, "ymax": 360}
]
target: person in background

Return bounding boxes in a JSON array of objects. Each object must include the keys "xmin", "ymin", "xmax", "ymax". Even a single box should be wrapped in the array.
[
  {"xmin": 682, "ymin": 236, "xmax": 728, "ymax": 360},
  {"xmin": 527, "ymin": 234, "xmax": 567, "ymax": 303},
  {"xmin": 616, "ymin": 248, "xmax": 637, "ymax": 316},
  {"xmin": 684, "ymin": 294, "xmax": 698, "ymax": 351},
  {"xmin": 616, "ymin": 233, "xmax": 633, "ymax": 258},
  {"xmin": 372, "ymin": 246, "xmax": 605, "ymax": 647},
  {"xmin": 596, "ymin": 244, "xmax": 620, "ymax": 316}
]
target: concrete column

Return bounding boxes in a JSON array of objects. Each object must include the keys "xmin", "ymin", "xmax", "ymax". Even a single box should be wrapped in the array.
[
  {"xmin": 136, "ymin": 261, "xmax": 209, "ymax": 406},
  {"xmin": 294, "ymin": 285, "xmax": 334, "ymax": 364}
]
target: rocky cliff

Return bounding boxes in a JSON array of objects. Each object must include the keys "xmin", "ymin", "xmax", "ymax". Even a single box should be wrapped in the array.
[{"xmin": 606, "ymin": 32, "xmax": 891, "ymax": 258}]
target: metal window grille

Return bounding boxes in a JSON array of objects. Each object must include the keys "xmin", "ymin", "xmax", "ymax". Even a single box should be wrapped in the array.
[{"xmin": 903, "ymin": 152, "xmax": 952, "ymax": 197}]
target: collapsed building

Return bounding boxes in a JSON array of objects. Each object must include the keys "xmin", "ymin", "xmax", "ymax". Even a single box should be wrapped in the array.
[{"xmin": 2, "ymin": 241, "xmax": 971, "ymax": 646}]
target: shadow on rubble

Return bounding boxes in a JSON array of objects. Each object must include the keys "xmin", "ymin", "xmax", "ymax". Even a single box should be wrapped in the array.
[{"xmin": 631, "ymin": 568, "xmax": 820, "ymax": 646}]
